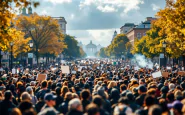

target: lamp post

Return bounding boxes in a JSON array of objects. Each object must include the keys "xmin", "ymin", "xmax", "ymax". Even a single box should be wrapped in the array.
[
  {"xmin": 162, "ymin": 41, "xmax": 167, "ymax": 67},
  {"xmin": 28, "ymin": 40, "xmax": 33, "ymax": 69},
  {"xmin": 10, "ymin": 42, "xmax": 13, "ymax": 71}
]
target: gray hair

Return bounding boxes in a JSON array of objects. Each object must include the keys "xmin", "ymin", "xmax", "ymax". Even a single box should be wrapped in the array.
[
  {"xmin": 68, "ymin": 98, "xmax": 81, "ymax": 110},
  {"xmin": 21, "ymin": 92, "xmax": 32, "ymax": 101}
]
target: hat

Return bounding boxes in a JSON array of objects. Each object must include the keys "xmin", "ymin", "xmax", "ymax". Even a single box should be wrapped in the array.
[
  {"xmin": 44, "ymin": 93, "xmax": 57, "ymax": 101},
  {"xmin": 0, "ymin": 86, "xmax": 6, "ymax": 91},
  {"xmin": 138, "ymin": 85, "xmax": 147, "ymax": 92},
  {"xmin": 167, "ymin": 100, "xmax": 183, "ymax": 110}
]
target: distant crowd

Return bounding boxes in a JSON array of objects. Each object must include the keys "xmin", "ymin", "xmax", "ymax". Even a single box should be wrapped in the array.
[{"xmin": 0, "ymin": 59, "xmax": 185, "ymax": 115}]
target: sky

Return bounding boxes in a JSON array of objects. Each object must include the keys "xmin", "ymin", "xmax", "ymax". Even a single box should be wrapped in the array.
[{"xmin": 32, "ymin": 0, "xmax": 166, "ymax": 47}]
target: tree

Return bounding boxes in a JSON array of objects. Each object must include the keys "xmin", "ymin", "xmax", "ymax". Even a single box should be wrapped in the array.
[
  {"xmin": 16, "ymin": 13, "xmax": 65, "ymax": 64},
  {"xmin": 107, "ymin": 34, "xmax": 131, "ymax": 58},
  {"xmin": 132, "ymin": 24, "xmax": 163, "ymax": 58},
  {"xmin": 98, "ymin": 47, "xmax": 107, "ymax": 58},
  {"xmin": 0, "ymin": 0, "xmax": 39, "ymax": 51},
  {"xmin": 63, "ymin": 35, "xmax": 86, "ymax": 58}
]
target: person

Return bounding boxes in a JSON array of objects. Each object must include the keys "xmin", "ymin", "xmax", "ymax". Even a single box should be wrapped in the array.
[
  {"xmin": 136, "ymin": 85, "xmax": 147, "ymax": 107},
  {"xmin": 39, "ymin": 93, "xmax": 59, "ymax": 115},
  {"xmin": 85, "ymin": 103, "xmax": 100, "ymax": 115},
  {"xmin": 26, "ymin": 86, "xmax": 38, "ymax": 105},
  {"xmin": 58, "ymin": 92, "xmax": 73, "ymax": 114},
  {"xmin": 168, "ymin": 100, "xmax": 183, "ymax": 115},
  {"xmin": 66, "ymin": 98, "xmax": 83, "ymax": 115},
  {"xmin": 148, "ymin": 105, "xmax": 162, "ymax": 115},
  {"xmin": 18, "ymin": 101, "xmax": 34, "ymax": 114},
  {"xmin": 0, "ymin": 90, "xmax": 16, "ymax": 115},
  {"xmin": 55, "ymin": 87, "xmax": 63, "ymax": 109},
  {"xmin": 36, "ymin": 81, "xmax": 49, "ymax": 100},
  {"xmin": 80, "ymin": 89, "xmax": 91, "ymax": 113},
  {"xmin": 10, "ymin": 108, "xmax": 22, "ymax": 115},
  {"xmin": 92, "ymin": 95, "xmax": 110, "ymax": 115}
]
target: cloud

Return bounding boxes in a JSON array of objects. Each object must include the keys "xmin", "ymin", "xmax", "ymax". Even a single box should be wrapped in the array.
[
  {"xmin": 79, "ymin": 0, "xmax": 144, "ymax": 13},
  {"xmin": 97, "ymin": 5, "xmax": 117, "ymax": 12},
  {"xmin": 44, "ymin": 0, "xmax": 72, "ymax": 4},
  {"xmin": 70, "ymin": 14, "xmax": 75, "ymax": 19},
  {"xmin": 151, "ymin": 3, "xmax": 160, "ymax": 11}
]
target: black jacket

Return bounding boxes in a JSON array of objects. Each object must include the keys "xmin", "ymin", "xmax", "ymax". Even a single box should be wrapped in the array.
[
  {"xmin": 0, "ymin": 100, "xmax": 16, "ymax": 115},
  {"xmin": 66, "ymin": 110, "xmax": 83, "ymax": 115}
]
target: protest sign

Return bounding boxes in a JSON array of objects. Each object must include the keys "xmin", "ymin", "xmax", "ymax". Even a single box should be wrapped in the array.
[
  {"xmin": 152, "ymin": 71, "xmax": 162, "ymax": 78},
  {"xmin": 167, "ymin": 67, "xmax": 171, "ymax": 70},
  {"xmin": 36, "ymin": 74, "xmax": 47, "ymax": 81},
  {"xmin": 61, "ymin": 66, "xmax": 70, "ymax": 74},
  {"xmin": 162, "ymin": 72, "xmax": 169, "ymax": 77},
  {"xmin": 178, "ymin": 71, "xmax": 185, "ymax": 76},
  {"xmin": 71, "ymin": 71, "xmax": 76, "ymax": 74},
  {"xmin": 12, "ymin": 68, "xmax": 16, "ymax": 74}
]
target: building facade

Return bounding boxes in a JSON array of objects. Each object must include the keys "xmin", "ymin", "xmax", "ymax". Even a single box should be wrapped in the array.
[
  {"xmin": 52, "ymin": 17, "xmax": 67, "ymax": 34},
  {"xmin": 126, "ymin": 17, "xmax": 156, "ymax": 45},
  {"xmin": 120, "ymin": 23, "xmax": 136, "ymax": 34},
  {"xmin": 78, "ymin": 41, "xmax": 102, "ymax": 57}
]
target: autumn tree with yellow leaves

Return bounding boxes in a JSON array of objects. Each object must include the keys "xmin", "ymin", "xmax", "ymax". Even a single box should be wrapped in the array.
[
  {"xmin": 132, "ymin": 0, "xmax": 185, "ymax": 65},
  {"xmin": 16, "ymin": 13, "xmax": 66, "ymax": 64}
]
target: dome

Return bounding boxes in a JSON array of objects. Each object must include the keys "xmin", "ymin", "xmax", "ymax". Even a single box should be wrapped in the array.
[{"xmin": 86, "ymin": 40, "xmax": 97, "ymax": 48}]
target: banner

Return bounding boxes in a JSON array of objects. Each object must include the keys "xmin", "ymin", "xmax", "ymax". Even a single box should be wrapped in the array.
[{"xmin": 152, "ymin": 71, "xmax": 162, "ymax": 78}]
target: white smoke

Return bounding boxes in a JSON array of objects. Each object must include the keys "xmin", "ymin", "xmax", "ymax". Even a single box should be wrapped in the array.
[{"xmin": 133, "ymin": 54, "xmax": 153, "ymax": 69}]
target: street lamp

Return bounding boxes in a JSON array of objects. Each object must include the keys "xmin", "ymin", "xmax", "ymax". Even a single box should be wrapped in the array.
[
  {"xmin": 10, "ymin": 42, "xmax": 14, "ymax": 71},
  {"xmin": 162, "ymin": 41, "xmax": 167, "ymax": 67}
]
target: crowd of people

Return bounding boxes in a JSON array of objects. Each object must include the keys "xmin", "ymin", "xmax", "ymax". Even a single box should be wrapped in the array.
[{"xmin": 0, "ymin": 59, "xmax": 185, "ymax": 115}]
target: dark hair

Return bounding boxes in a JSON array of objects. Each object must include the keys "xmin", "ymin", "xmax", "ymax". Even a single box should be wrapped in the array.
[
  {"xmin": 144, "ymin": 95, "xmax": 155, "ymax": 107},
  {"xmin": 92, "ymin": 95, "xmax": 103, "ymax": 108},
  {"xmin": 4, "ymin": 90, "xmax": 12, "ymax": 100},
  {"xmin": 167, "ymin": 92, "xmax": 174, "ymax": 103},
  {"xmin": 86, "ymin": 103, "xmax": 99, "ymax": 115},
  {"xmin": 41, "ymin": 80, "xmax": 47, "ymax": 88},
  {"xmin": 118, "ymin": 97, "xmax": 128, "ymax": 105},
  {"xmin": 120, "ymin": 84, "xmax": 127, "ymax": 91},
  {"xmin": 149, "ymin": 105, "xmax": 162, "ymax": 115},
  {"xmin": 18, "ymin": 101, "xmax": 33, "ymax": 113},
  {"xmin": 80, "ymin": 89, "xmax": 90, "ymax": 100}
]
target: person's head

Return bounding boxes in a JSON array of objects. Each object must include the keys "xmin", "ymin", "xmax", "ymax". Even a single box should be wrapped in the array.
[
  {"xmin": 148, "ymin": 105, "xmax": 162, "ymax": 115},
  {"xmin": 80, "ymin": 89, "xmax": 91, "ymax": 100},
  {"xmin": 108, "ymin": 81, "xmax": 117, "ymax": 89},
  {"xmin": 10, "ymin": 108, "xmax": 22, "ymax": 115},
  {"xmin": 55, "ymin": 87, "xmax": 61, "ymax": 96},
  {"xmin": 21, "ymin": 92, "xmax": 32, "ymax": 101},
  {"xmin": 92, "ymin": 95, "xmax": 103, "ymax": 108},
  {"xmin": 4, "ymin": 90, "xmax": 12, "ymax": 100},
  {"xmin": 44, "ymin": 93, "xmax": 56, "ymax": 107},
  {"xmin": 138, "ymin": 85, "xmax": 147, "ymax": 94},
  {"xmin": 61, "ymin": 86, "xmax": 69, "ymax": 96},
  {"xmin": 86, "ymin": 103, "xmax": 100, "ymax": 115},
  {"xmin": 168, "ymin": 101, "xmax": 183, "ymax": 115},
  {"xmin": 120, "ymin": 84, "xmax": 127, "ymax": 92},
  {"xmin": 18, "ymin": 101, "xmax": 34, "ymax": 113},
  {"xmin": 158, "ymin": 98, "xmax": 169, "ymax": 113},
  {"xmin": 41, "ymin": 80, "xmax": 48, "ymax": 88},
  {"xmin": 26, "ymin": 86, "xmax": 33, "ymax": 95},
  {"xmin": 144, "ymin": 95, "xmax": 155, "ymax": 107},
  {"xmin": 166, "ymin": 92, "xmax": 174, "ymax": 103},
  {"xmin": 68, "ymin": 98, "xmax": 83, "ymax": 112},
  {"xmin": 64, "ymin": 92, "xmax": 73, "ymax": 101}
]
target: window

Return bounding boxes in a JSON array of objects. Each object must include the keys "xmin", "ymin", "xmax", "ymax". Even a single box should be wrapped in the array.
[
  {"xmin": 143, "ymin": 32, "xmax": 146, "ymax": 36},
  {"xmin": 137, "ymin": 33, "xmax": 141, "ymax": 38}
]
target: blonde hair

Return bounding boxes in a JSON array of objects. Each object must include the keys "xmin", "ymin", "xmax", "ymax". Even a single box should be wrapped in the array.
[{"xmin": 108, "ymin": 81, "xmax": 117, "ymax": 89}]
